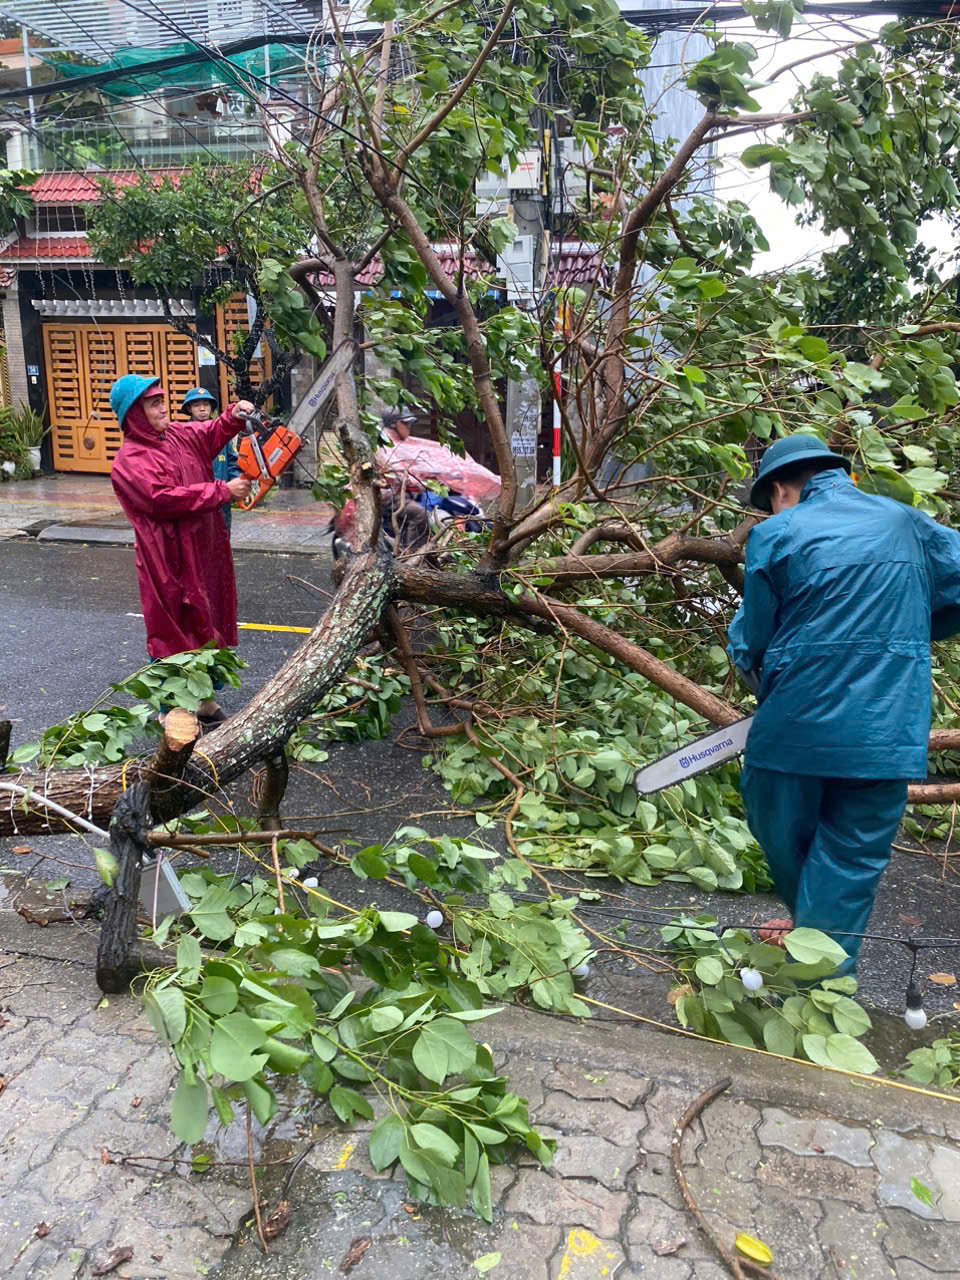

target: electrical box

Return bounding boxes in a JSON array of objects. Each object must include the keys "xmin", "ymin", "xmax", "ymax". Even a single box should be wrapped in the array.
[
  {"xmin": 497, "ymin": 234, "xmax": 536, "ymax": 304},
  {"xmin": 507, "ymin": 149, "xmax": 542, "ymax": 192},
  {"xmin": 553, "ymin": 137, "xmax": 590, "ymax": 214},
  {"xmin": 475, "ymin": 167, "xmax": 510, "ymax": 218}
]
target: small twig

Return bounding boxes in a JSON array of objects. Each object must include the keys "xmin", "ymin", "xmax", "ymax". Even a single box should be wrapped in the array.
[
  {"xmin": 247, "ymin": 1104, "xmax": 268, "ymax": 1254},
  {"xmin": 149, "ymin": 829, "xmax": 324, "ymax": 847},
  {"xmin": 671, "ymin": 1078, "xmax": 778, "ymax": 1280},
  {"xmin": 271, "ymin": 836, "xmax": 286, "ymax": 915}
]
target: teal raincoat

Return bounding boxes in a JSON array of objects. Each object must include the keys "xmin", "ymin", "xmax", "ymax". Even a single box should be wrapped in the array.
[
  {"xmin": 728, "ymin": 468, "xmax": 960, "ymax": 779},
  {"xmin": 727, "ymin": 467, "xmax": 960, "ymax": 971}
]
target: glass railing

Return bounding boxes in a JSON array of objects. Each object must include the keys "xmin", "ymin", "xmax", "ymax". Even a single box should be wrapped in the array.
[{"xmin": 18, "ymin": 118, "xmax": 286, "ymax": 170}]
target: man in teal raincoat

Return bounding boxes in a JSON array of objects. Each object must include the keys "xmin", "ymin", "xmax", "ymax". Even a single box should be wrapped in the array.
[{"xmin": 727, "ymin": 434, "xmax": 960, "ymax": 972}]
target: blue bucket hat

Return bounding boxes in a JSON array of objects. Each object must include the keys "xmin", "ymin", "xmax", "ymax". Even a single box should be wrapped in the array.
[
  {"xmin": 110, "ymin": 374, "xmax": 162, "ymax": 428},
  {"xmin": 750, "ymin": 435, "xmax": 850, "ymax": 512},
  {"xmin": 182, "ymin": 387, "xmax": 217, "ymax": 411}
]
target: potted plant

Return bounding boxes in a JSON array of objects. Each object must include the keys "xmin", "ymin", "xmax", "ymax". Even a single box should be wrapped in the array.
[{"xmin": 5, "ymin": 403, "xmax": 49, "ymax": 474}]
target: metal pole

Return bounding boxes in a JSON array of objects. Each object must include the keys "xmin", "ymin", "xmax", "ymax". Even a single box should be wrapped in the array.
[
  {"xmin": 505, "ymin": 190, "xmax": 545, "ymax": 513},
  {"xmin": 21, "ymin": 25, "xmax": 35, "ymax": 130}
]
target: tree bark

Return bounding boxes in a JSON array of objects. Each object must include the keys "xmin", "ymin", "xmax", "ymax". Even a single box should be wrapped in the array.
[
  {"xmin": 96, "ymin": 781, "xmax": 151, "ymax": 994},
  {"xmin": 253, "ymin": 753, "xmax": 290, "ymax": 832}
]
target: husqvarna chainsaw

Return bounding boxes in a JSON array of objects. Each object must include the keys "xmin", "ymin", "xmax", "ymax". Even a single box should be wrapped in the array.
[
  {"xmin": 235, "ymin": 340, "xmax": 355, "ymax": 511},
  {"xmin": 634, "ymin": 716, "xmax": 753, "ymax": 796}
]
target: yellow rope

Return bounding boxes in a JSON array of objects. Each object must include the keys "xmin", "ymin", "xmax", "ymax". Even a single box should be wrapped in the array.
[
  {"xmin": 238, "ymin": 622, "xmax": 312, "ymax": 634},
  {"xmin": 192, "ymin": 749, "xmax": 219, "ymax": 789},
  {"xmin": 579, "ymin": 993, "xmax": 960, "ymax": 1105},
  {"xmin": 120, "ymin": 759, "xmax": 132, "ymax": 793}
]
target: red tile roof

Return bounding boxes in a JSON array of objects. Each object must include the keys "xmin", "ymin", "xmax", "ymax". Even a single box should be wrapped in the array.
[
  {"xmin": 27, "ymin": 169, "xmax": 185, "ymax": 205},
  {"xmin": 0, "ymin": 236, "xmax": 92, "ymax": 260},
  {"xmin": 0, "ymin": 266, "xmax": 15, "ymax": 288},
  {"xmin": 311, "ymin": 243, "xmax": 604, "ymax": 290}
]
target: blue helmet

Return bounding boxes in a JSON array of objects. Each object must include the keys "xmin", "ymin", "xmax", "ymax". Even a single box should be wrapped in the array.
[
  {"xmin": 750, "ymin": 434, "xmax": 850, "ymax": 512},
  {"xmin": 182, "ymin": 386, "xmax": 217, "ymax": 411},
  {"xmin": 110, "ymin": 374, "xmax": 161, "ymax": 428}
]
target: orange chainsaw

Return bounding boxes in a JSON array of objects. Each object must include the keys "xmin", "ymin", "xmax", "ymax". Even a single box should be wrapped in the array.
[{"xmin": 234, "ymin": 340, "xmax": 356, "ymax": 512}]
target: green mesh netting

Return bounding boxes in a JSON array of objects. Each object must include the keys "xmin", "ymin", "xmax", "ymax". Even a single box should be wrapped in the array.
[{"xmin": 38, "ymin": 42, "xmax": 307, "ymax": 99}]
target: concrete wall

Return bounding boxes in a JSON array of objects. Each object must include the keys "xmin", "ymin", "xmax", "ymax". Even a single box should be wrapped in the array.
[{"xmin": 2, "ymin": 276, "xmax": 29, "ymax": 411}]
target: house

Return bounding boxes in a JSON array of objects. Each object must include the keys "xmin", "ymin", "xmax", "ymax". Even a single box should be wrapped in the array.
[
  {"xmin": 0, "ymin": 165, "xmax": 275, "ymax": 473},
  {"xmin": 0, "ymin": 0, "xmax": 711, "ymax": 476}
]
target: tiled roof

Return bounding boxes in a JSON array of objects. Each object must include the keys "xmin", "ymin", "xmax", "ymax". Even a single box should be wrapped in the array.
[
  {"xmin": 312, "ymin": 243, "xmax": 604, "ymax": 291},
  {"xmin": 0, "ymin": 266, "xmax": 15, "ymax": 288},
  {"xmin": 0, "ymin": 236, "xmax": 92, "ymax": 260},
  {"xmin": 27, "ymin": 169, "xmax": 185, "ymax": 205}
]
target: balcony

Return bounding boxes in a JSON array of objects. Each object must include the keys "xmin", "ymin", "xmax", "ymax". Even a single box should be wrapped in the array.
[{"xmin": 14, "ymin": 116, "xmax": 288, "ymax": 171}]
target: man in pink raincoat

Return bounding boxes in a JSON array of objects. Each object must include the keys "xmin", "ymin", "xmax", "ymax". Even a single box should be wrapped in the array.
[{"xmin": 109, "ymin": 374, "xmax": 252, "ymax": 724}]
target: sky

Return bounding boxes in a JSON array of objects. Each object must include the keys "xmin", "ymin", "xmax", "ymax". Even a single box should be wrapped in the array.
[{"xmin": 669, "ymin": 15, "xmax": 954, "ymax": 276}]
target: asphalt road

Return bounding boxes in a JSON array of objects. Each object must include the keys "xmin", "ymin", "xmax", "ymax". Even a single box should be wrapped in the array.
[{"xmin": 2, "ymin": 538, "xmax": 960, "ymax": 1065}]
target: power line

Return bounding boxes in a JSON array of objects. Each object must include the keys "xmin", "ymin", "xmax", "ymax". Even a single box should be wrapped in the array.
[{"xmin": 3, "ymin": 0, "xmax": 954, "ymax": 106}]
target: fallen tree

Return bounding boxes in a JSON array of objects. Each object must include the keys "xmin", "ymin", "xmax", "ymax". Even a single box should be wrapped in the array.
[{"xmin": 6, "ymin": 2, "xmax": 960, "ymax": 833}]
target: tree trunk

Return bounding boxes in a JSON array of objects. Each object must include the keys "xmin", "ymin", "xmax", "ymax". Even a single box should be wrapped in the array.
[
  {"xmin": 96, "ymin": 781, "xmax": 151, "ymax": 994},
  {"xmin": 0, "ymin": 549, "xmax": 395, "ymax": 837}
]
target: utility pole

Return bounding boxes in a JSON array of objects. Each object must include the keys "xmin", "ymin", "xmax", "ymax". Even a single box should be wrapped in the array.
[{"xmin": 500, "ymin": 146, "xmax": 547, "ymax": 514}]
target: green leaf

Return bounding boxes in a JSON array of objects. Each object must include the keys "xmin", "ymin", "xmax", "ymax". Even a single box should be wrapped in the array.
[
  {"xmin": 369, "ymin": 1113, "xmax": 405, "ymax": 1171},
  {"xmin": 177, "ymin": 935, "xmax": 203, "ymax": 979},
  {"xmin": 301, "ymin": 1059, "xmax": 334, "ymax": 1095},
  {"xmin": 170, "ymin": 1070, "xmax": 208, "ymax": 1144},
  {"xmin": 369, "ymin": 1005, "xmax": 404, "ymax": 1032},
  {"xmin": 265, "ymin": 947, "xmax": 322, "ymax": 978},
  {"xmin": 762, "ymin": 1015, "xmax": 796, "ymax": 1058},
  {"xmin": 906, "ymin": 467, "xmax": 948, "ymax": 495},
  {"xmin": 473, "ymin": 1156, "xmax": 494, "ymax": 1224},
  {"xmin": 93, "ymin": 847, "xmax": 119, "ymax": 887},
  {"xmin": 209, "ymin": 1013, "xmax": 269, "ymax": 1082},
  {"xmin": 244, "ymin": 1077, "xmax": 277, "ymax": 1127},
  {"xmin": 378, "ymin": 911, "xmax": 419, "ymax": 932},
  {"xmin": 198, "ymin": 975, "xmax": 239, "ymax": 1017},
  {"xmin": 830, "ymin": 996, "xmax": 871, "ymax": 1037},
  {"xmin": 740, "ymin": 142, "xmax": 789, "ymax": 167},
  {"xmin": 190, "ymin": 885, "xmax": 236, "ymax": 941},
  {"xmin": 911, "ymin": 1177, "xmax": 936, "ymax": 1209},
  {"xmin": 411, "ymin": 1122, "xmax": 460, "ymax": 1165},
  {"xmin": 824, "ymin": 1033, "xmax": 879, "ymax": 1075},
  {"xmin": 695, "ymin": 956, "xmax": 724, "ymax": 986},
  {"xmin": 412, "ymin": 1017, "xmax": 477, "ymax": 1084},
  {"xmin": 145, "ymin": 987, "xmax": 187, "ymax": 1044},
  {"xmin": 329, "ymin": 1084, "xmax": 374, "ymax": 1124},
  {"xmin": 784, "ymin": 928, "xmax": 848, "ymax": 969}
]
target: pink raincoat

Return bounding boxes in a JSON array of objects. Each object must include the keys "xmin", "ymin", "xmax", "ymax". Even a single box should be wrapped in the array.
[
  {"xmin": 375, "ymin": 433, "xmax": 501, "ymax": 506},
  {"xmin": 110, "ymin": 401, "xmax": 242, "ymax": 659}
]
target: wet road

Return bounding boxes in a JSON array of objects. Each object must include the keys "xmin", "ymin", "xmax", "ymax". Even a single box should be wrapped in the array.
[{"xmin": 2, "ymin": 538, "xmax": 960, "ymax": 1046}]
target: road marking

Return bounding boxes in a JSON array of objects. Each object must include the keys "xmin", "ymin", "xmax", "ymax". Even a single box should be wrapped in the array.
[{"xmin": 124, "ymin": 612, "xmax": 312, "ymax": 634}]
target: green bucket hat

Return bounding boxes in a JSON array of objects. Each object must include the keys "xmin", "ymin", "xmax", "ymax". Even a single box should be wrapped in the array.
[{"xmin": 750, "ymin": 435, "xmax": 850, "ymax": 512}]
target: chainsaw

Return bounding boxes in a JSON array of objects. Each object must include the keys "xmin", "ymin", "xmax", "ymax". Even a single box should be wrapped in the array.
[
  {"xmin": 234, "ymin": 339, "xmax": 356, "ymax": 511},
  {"xmin": 634, "ymin": 716, "xmax": 753, "ymax": 796}
]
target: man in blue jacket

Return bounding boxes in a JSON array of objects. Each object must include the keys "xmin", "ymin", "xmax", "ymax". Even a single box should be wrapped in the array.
[{"xmin": 728, "ymin": 434, "xmax": 960, "ymax": 973}]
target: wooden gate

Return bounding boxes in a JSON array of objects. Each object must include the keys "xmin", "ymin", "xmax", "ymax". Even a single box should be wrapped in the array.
[
  {"xmin": 216, "ymin": 294, "xmax": 272, "ymax": 407},
  {"xmin": 43, "ymin": 322, "xmax": 199, "ymax": 473}
]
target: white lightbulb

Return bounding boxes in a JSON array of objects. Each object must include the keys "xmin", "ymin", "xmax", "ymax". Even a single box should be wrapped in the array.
[
  {"xmin": 425, "ymin": 910, "xmax": 444, "ymax": 929},
  {"xmin": 740, "ymin": 967, "xmax": 764, "ymax": 991},
  {"xmin": 572, "ymin": 962, "xmax": 591, "ymax": 979},
  {"xmin": 302, "ymin": 876, "xmax": 319, "ymax": 889},
  {"xmin": 905, "ymin": 1006, "xmax": 928, "ymax": 1030}
]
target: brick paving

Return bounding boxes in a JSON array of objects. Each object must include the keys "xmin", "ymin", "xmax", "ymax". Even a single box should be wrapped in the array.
[
  {"xmin": 0, "ymin": 473, "xmax": 333, "ymax": 556},
  {"xmin": 3, "ymin": 892, "xmax": 960, "ymax": 1280}
]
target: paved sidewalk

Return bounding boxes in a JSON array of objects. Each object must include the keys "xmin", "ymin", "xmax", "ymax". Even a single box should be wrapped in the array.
[
  {"xmin": 3, "ymin": 889, "xmax": 960, "ymax": 1280},
  {"xmin": 0, "ymin": 473, "xmax": 334, "ymax": 556}
]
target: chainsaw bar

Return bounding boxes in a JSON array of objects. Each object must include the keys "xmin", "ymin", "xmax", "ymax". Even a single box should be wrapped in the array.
[{"xmin": 634, "ymin": 716, "xmax": 754, "ymax": 796}]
